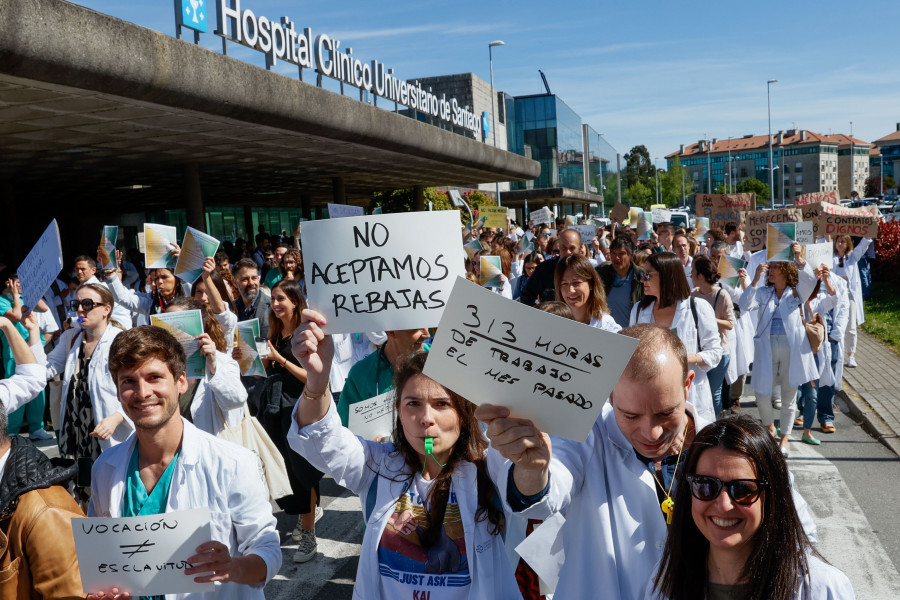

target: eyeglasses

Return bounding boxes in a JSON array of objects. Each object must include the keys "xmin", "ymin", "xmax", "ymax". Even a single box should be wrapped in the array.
[
  {"xmin": 639, "ymin": 270, "xmax": 654, "ymax": 281},
  {"xmin": 68, "ymin": 299, "xmax": 107, "ymax": 311},
  {"xmin": 685, "ymin": 474, "xmax": 768, "ymax": 506}
]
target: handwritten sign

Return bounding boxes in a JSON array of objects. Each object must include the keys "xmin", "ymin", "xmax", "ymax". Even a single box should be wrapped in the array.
[
  {"xmin": 72, "ymin": 508, "xmax": 214, "ymax": 596},
  {"xmin": 795, "ymin": 191, "xmax": 839, "ymax": 206},
  {"xmin": 801, "ymin": 202, "xmax": 880, "ymax": 239},
  {"xmin": 569, "ymin": 224, "xmax": 597, "ymax": 244},
  {"xmin": 804, "ymin": 241, "xmax": 833, "ymax": 271},
  {"xmin": 348, "ymin": 391, "xmax": 394, "ymax": 442},
  {"xmin": 480, "ymin": 205, "xmax": 508, "ymax": 228},
  {"xmin": 150, "ymin": 310, "xmax": 205, "ymax": 378},
  {"xmin": 609, "ymin": 201, "xmax": 629, "ymax": 223},
  {"xmin": 98, "ymin": 226, "xmax": 118, "ymax": 271},
  {"xmin": 174, "ymin": 227, "xmax": 220, "ymax": 284},
  {"xmin": 18, "ymin": 220, "xmax": 64, "ymax": 310},
  {"xmin": 651, "ymin": 207, "xmax": 672, "ymax": 224},
  {"xmin": 327, "ymin": 203, "xmax": 365, "ymax": 219},
  {"xmin": 144, "ymin": 224, "xmax": 178, "ymax": 269},
  {"xmin": 302, "ymin": 211, "xmax": 466, "ymax": 334},
  {"xmin": 741, "ymin": 208, "xmax": 803, "ymax": 252},
  {"xmin": 424, "ymin": 278, "xmax": 639, "ymax": 442},
  {"xmin": 696, "ymin": 193, "xmax": 755, "ymax": 229},
  {"xmin": 767, "ymin": 222, "xmax": 813, "ymax": 262},
  {"xmin": 530, "ymin": 207, "xmax": 554, "ymax": 225}
]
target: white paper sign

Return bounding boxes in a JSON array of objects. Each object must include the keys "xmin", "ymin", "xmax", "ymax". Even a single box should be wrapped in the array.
[
  {"xmin": 530, "ymin": 207, "xmax": 554, "ymax": 225},
  {"xmin": 795, "ymin": 221, "xmax": 814, "ymax": 244},
  {"xmin": 569, "ymin": 224, "xmax": 597, "ymax": 244},
  {"xmin": 804, "ymin": 241, "xmax": 833, "ymax": 271},
  {"xmin": 302, "ymin": 211, "xmax": 466, "ymax": 334},
  {"xmin": 347, "ymin": 391, "xmax": 394, "ymax": 441},
  {"xmin": 651, "ymin": 207, "xmax": 672, "ymax": 223},
  {"xmin": 327, "ymin": 203, "xmax": 365, "ymax": 219},
  {"xmin": 423, "ymin": 278, "xmax": 639, "ymax": 442},
  {"xmin": 72, "ymin": 508, "xmax": 214, "ymax": 596},
  {"xmin": 18, "ymin": 220, "xmax": 64, "ymax": 310},
  {"xmin": 515, "ymin": 512, "xmax": 567, "ymax": 594}
]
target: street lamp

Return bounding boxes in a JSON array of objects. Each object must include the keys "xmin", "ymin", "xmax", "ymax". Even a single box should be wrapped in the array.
[
  {"xmin": 654, "ymin": 157, "xmax": 661, "ymax": 205},
  {"xmin": 881, "ymin": 153, "xmax": 885, "ymax": 198},
  {"xmin": 489, "ymin": 40, "xmax": 504, "ymax": 207},
  {"xmin": 767, "ymin": 79, "xmax": 778, "ymax": 207}
]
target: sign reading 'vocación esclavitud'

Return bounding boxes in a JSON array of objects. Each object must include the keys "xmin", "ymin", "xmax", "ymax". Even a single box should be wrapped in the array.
[{"xmin": 211, "ymin": 0, "xmax": 483, "ymax": 136}]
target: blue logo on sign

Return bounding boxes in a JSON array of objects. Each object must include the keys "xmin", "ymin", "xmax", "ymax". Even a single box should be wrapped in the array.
[
  {"xmin": 181, "ymin": 0, "xmax": 207, "ymax": 33},
  {"xmin": 482, "ymin": 112, "xmax": 491, "ymax": 137}
]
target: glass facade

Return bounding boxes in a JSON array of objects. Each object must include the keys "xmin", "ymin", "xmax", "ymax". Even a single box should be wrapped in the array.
[{"xmin": 585, "ymin": 126, "xmax": 618, "ymax": 203}]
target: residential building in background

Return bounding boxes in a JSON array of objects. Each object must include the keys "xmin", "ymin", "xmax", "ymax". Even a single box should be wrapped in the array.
[{"xmin": 872, "ymin": 124, "xmax": 900, "ymax": 187}]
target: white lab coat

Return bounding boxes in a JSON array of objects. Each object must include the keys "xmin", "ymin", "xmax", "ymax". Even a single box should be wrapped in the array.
[
  {"xmin": 832, "ymin": 238, "xmax": 871, "ymax": 325},
  {"xmin": 187, "ymin": 352, "xmax": 247, "ymax": 435},
  {"xmin": 89, "ymin": 420, "xmax": 282, "ymax": 600},
  {"xmin": 106, "ymin": 272, "xmax": 168, "ymax": 316},
  {"xmin": 44, "ymin": 325, "xmax": 133, "ymax": 449},
  {"xmin": 215, "ymin": 309, "xmax": 237, "ymax": 354},
  {"xmin": 1, "ymin": 360, "xmax": 46, "ymax": 415},
  {"xmin": 287, "ymin": 403, "xmax": 521, "ymax": 600},
  {"xmin": 719, "ymin": 282, "xmax": 754, "ymax": 379},
  {"xmin": 630, "ymin": 298, "xmax": 722, "ymax": 423},
  {"xmin": 589, "ymin": 313, "xmax": 622, "ymax": 333},
  {"xmin": 739, "ymin": 266, "xmax": 819, "ymax": 393}
]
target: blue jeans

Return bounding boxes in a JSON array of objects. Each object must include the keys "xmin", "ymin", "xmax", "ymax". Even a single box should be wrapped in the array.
[
  {"xmin": 815, "ymin": 339, "xmax": 839, "ymax": 425},
  {"xmin": 707, "ymin": 353, "xmax": 730, "ymax": 418}
]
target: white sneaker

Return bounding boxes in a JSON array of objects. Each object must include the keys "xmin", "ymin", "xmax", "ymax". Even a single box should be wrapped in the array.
[
  {"xmin": 847, "ymin": 356, "xmax": 858, "ymax": 368},
  {"xmin": 291, "ymin": 506, "xmax": 323, "ymax": 542},
  {"xmin": 772, "ymin": 398, "xmax": 782, "ymax": 409},
  {"xmin": 293, "ymin": 530, "xmax": 317, "ymax": 563},
  {"xmin": 28, "ymin": 429, "xmax": 54, "ymax": 441}
]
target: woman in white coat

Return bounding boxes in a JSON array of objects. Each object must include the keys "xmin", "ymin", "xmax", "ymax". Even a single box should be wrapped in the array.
[
  {"xmin": 44, "ymin": 284, "xmax": 132, "ymax": 503},
  {"xmin": 191, "ymin": 257, "xmax": 238, "ymax": 353},
  {"xmin": 630, "ymin": 252, "xmax": 721, "ymax": 423},
  {"xmin": 555, "ymin": 254, "xmax": 621, "ymax": 332},
  {"xmin": 739, "ymin": 245, "xmax": 818, "ymax": 457},
  {"xmin": 832, "ymin": 235, "xmax": 872, "ymax": 368},
  {"xmin": 288, "ymin": 312, "xmax": 521, "ymax": 600}
]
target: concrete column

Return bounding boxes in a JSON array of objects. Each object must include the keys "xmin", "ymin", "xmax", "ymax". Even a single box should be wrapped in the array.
[
  {"xmin": 0, "ymin": 181, "xmax": 22, "ymax": 261},
  {"xmin": 184, "ymin": 163, "xmax": 205, "ymax": 232},
  {"xmin": 300, "ymin": 194, "xmax": 312, "ymax": 221},
  {"xmin": 413, "ymin": 186, "xmax": 425, "ymax": 212},
  {"xmin": 581, "ymin": 203, "xmax": 589, "ymax": 217},
  {"xmin": 332, "ymin": 177, "xmax": 346, "ymax": 204}
]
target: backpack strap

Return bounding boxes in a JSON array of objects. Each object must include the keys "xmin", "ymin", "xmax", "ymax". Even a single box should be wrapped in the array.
[{"xmin": 690, "ymin": 296, "xmax": 700, "ymax": 350}]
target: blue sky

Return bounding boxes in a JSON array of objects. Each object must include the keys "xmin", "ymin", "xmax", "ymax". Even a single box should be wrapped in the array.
[{"xmin": 71, "ymin": 1, "xmax": 900, "ymax": 170}]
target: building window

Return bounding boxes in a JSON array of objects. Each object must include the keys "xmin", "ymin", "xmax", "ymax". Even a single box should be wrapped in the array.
[
  {"xmin": 795, "ymin": 162, "xmax": 803, "ymax": 171},
  {"xmin": 784, "ymin": 164, "xmax": 790, "ymax": 174},
  {"xmin": 795, "ymin": 175, "xmax": 803, "ymax": 185}
]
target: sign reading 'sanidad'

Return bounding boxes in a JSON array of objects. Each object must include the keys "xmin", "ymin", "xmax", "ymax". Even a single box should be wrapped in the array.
[
  {"xmin": 301, "ymin": 211, "xmax": 466, "ymax": 334},
  {"xmin": 214, "ymin": 0, "xmax": 482, "ymax": 136}
]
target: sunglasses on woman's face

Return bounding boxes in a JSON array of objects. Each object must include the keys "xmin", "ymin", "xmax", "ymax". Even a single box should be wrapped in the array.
[
  {"xmin": 686, "ymin": 474, "xmax": 767, "ymax": 505},
  {"xmin": 68, "ymin": 299, "xmax": 106, "ymax": 311}
]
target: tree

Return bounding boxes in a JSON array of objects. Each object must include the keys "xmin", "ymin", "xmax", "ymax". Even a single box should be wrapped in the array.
[
  {"xmin": 657, "ymin": 157, "xmax": 690, "ymax": 207},
  {"xmin": 623, "ymin": 145, "xmax": 656, "ymax": 189},
  {"xmin": 865, "ymin": 174, "xmax": 898, "ymax": 197},
  {"xmin": 735, "ymin": 178, "xmax": 770, "ymax": 208},
  {"xmin": 627, "ymin": 181, "xmax": 654, "ymax": 209}
]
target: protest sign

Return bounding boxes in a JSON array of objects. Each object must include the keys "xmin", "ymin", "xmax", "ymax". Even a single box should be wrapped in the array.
[
  {"xmin": 424, "ymin": 278, "xmax": 639, "ymax": 442},
  {"xmin": 696, "ymin": 193, "xmax": 755, "ymax": 229},
  {"xmin": 569, "ymin": 224, "xmax": 597, "ymax": 244},
  {"xmin": 463, "ymin": 240, "xmax": 485, "ymax": 260},
  {"xmin": 530, "ymin": 207, "xmax": 554, "ymax": 225},
  {"xmin": 795, "ymin": 191, "xmax": 839, "ymax": 206},
  {"xmin": 507, "ymin": 208, "xmax": 517, "ymax": 220},
  {"xmin": 804, "ymin": 241, "xmax": 833, "ymax": 271},
  {"xmin": 72, "ymin": 508, "xmax": 214, "ymax": 596},
  {"xmin": 347, "ymin": 391, "xmax": 394, "ymax": 442},
  {"xmin": 767, "ymin": 222, "xmax": 813, "ymax": 262},
  {"xmin": 717, "ymin": 255, "xmax": 745, "ymax": 289},
  {"xmin": 151, "ymin": 310, "xmax": 205, "ymax": 378},
  {"xmin": 174, "ymin": 227, "xmax": 220, "ymax": 284},
  {"xmin": 801, "ymin": 202, "xmax": 880, "ymax": 239},
  {"xmin": 479, "ymin": 255, "xmax": 503, "ymax": 287},
  {"xmin": 741, "ymin": 208, "xmax": 803, "ymax": 251},
  {"xmin": 302, "ymin": 211, "xmax": 465, "ymax": 334},
  {"xmin": 651, "ymin": 207, "xmax": 672, "ymax": 224},
  {"xmin": 515, "ymin": 512, "xmax": 566, "ymax": 595},
  {"xmin": 18, "ymin": 220, "xmax": 63, "ymax": 310},
  {"xmin": 517, "ymin": 235, "xmax": 535, "ymax": 254},
  {"xmin": 98, "ymin": 226, "xmax": 118, "ymax": 271},
  {"xmin": 629, "ymin": 208, "xmax": 652, "ymax": 240},
  {"xmin": 236, "ymin": 319, "xmax": 266, "ymax": 377},
  {"xmin": 327, "ymin": 203, "xmax": 365, "ymax": 219},
  {"xmin": 694, "ymin": 217, "xmax": 710, "ymax": 240},
  {"xmin": 144, "ymin": 224, "xmax": 178, "ymax": 269},
  {"xmin": 609, "ymin": 201, "xmax": 629, "ymax": 223},
  {"xmin": 480, "ymin": 205, "xmax": 508, "ymax": 228},
  {"xmin": 137, "ymin": 232, "xmax": 146, "ymax": 254}
]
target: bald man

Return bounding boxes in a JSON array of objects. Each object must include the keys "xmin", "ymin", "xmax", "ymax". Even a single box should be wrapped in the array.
[{"xmin": 519, "ymin": 229, "xmax": 582, "ymax": 306}]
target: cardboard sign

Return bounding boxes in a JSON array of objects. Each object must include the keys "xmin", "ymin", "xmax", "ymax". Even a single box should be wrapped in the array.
[
  {"xmin": 150, "ymin": 310, "xmax": 205, "ymax": 378},
  {"xmin": 530, "ymin": 207, "xmax": 554, "ymax": 225},
  {"xmin": 480, "ymin": 205, "xmax": 508, "ymax": 228},
  {"xmin": 302, "ymin": 211, "xmax": 466, "ymax": 334},
  {"xmin": 423, "ymin": 278, "xmax": 639, "ymax": 442},
  {"xmin": 174, "ymin": 227, "xmax": 220, "ymax": 284},
  {"xmin": 767, "ymin": 223, "xmax": 813, "ymax": 262},
  {"xmin": 651, "ymin": 207, "xmax": 672, "ymax": 224},
  {"xmin": 717, "ymin": 255, "xmax": 745, "ymax": 289},
  {"xmin": 569, "ymin": 224, "xmax": 597, "ymax": 244},
  {"xmin": 347, "ymin": 391, "xmax": 394, "ymax": 442},
  {"xmin": 144, "ymin": 224, "xmax": 179, "ymax": 269},
  {"xmin": 801, "ymin": 202, "xmax": 880, "ymax": 239},
  {"xmin": 18, "ymin": 220, "xmax": 64, "ymax": 310},
  {"xmin": 72, "ymin": 508, "xmax": 214, "ymax": 596},
  {"xmin": 236, "ymin": 319, "xmax": 266, "ymax": 377},
  {"xmin": 696, "ymin": 193, "xmax": 755, "ymax": 229},
  {"xmin": 741, "ymin": 208, "xmax": 804, "ymax": 252},
  {"xmin": 98, "ymin": 226, "xmax": 118, "ymax": 271},
  {"xmin": 609, "ymin": 202, "xmax": 629, "ymax": 223},
  {"xmin": 327, "ymin": 203, "xmax": 365, "ymax": 219},
  {"xmin": 795, "ymin": 191, "xmax": 839, "ymax": 206}
]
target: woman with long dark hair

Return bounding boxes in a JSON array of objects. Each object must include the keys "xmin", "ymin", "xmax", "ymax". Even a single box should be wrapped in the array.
[
  {"xmin": 630, "ymin": 252, "xmax": 722, "ymax": 423},
  {"xmin": 107, "ymin": 266, "xmax": 185, "ymax": 316},
  {"xmin": 258, "ymin": 279, "xmax": 324, "ymax": 564},
  {"xmin": 554, "ymin": 254, "xmax": 621, "ymax": 332},
  {"xmin": 646, "ymin": 415, "xmax": 853, "ymax": 599},
  {"xmin": 288, "ymin": 312, "xmax": 519, "ymax": 599}
]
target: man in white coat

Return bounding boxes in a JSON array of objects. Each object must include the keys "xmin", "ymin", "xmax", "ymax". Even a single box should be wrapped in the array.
[
  {"xmin": 476, "ymin": 324, "xmax": 817, "ymax": 600},
  {"xmin": 86, "ymin": 326, "xmax": 281, "ymax": 599}
]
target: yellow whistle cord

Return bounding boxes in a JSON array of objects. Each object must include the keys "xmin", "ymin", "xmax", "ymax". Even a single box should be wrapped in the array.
[{"xmin": 650, "ymin": 423, "xmax": 689, "ymax": 525}]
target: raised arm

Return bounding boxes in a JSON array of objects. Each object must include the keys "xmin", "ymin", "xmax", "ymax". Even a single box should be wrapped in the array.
[{"xmin": 290, "ymin": 309, "xmax": 335, "ymax": 427}]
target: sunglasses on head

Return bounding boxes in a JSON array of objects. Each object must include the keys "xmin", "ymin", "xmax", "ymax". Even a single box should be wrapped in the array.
[
  {"xmin": 639, "ymin": 270, "xmax": 654, "ymax": 281},
  {"xmin": 686, "ymin": 474, "xmax": 767, "ymax": 506},
  {"xmin": 68, "ymin": 299, "xmax": 106, "ymax": 311}
]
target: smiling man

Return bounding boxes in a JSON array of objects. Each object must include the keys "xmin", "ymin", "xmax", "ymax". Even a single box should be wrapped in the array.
[{"xmin": 86, "ymin": 326, "xmax": 281, "ymax": 600}]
